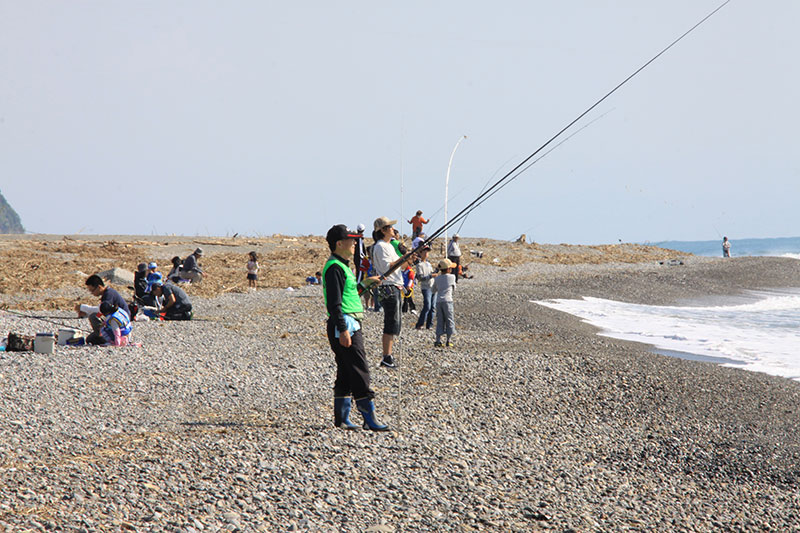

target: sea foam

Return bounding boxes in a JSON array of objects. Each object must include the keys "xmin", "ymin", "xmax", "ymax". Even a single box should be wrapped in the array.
[{"xmin": 534, "ymin": 289, "xmax": 800, "ymax": 381}]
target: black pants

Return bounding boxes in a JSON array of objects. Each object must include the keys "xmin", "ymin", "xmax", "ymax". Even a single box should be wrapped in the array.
[
  {"xmin": 402, "ymin": 293, "xmax": 416, "ymax": 313},
  {"xmin": 379, "ymin": 285, "xmax": 402, "ymax": 335},
  {"xmin": 164, "ymin": 305, "xmax": 193, "ymax": 321},
  {"xmin": 327, "ymin": 321, "xmax": 374, "ymax": 400},
  {"xmin": 86, "ymin": 313, "xmax": 105, "ymax": 345},
  {"xmin": 448, "ymin": 255, "xmax": 461, "ymax": 282}
]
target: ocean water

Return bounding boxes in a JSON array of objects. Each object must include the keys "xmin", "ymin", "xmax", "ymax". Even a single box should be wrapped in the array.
[
  {"xmin": 652, "ymin": 235, "xmax": 800, "ymax": 259},
  {"xmin": 534, "ymin": 236, "xmax": 800, "ymax": 381},
  {"xmin": 535, "ymin": 290, "xmax": 800, "ymax": 381}
]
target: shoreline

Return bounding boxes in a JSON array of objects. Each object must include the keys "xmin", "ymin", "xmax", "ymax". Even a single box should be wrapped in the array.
[{"xmin": 1, "ymin": 250, "xmax": 800, "ymax": 529}]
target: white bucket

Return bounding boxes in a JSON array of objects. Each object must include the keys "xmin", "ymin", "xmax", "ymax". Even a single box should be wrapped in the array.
[
  {"xmin": 57, "ymin": 328, "xmax": 79, "ymax": 346},
  {"xmin": 34, "ymin": 333, "xmax": 56, "ymax": 354}
]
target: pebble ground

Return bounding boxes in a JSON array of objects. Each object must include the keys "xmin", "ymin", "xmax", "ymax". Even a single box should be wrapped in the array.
[{"xmin": 1, "ymin": 256, "xmax": 800, "ymax": 531}]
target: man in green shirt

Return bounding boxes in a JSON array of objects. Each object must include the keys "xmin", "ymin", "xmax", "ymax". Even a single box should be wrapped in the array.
[{"xmin": 323, "ymin": 224, "xmax": 389, "ymax": 431}]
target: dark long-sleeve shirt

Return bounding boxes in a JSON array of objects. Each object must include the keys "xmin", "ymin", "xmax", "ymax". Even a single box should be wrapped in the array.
[
  {"xmin": 102, "ymin": 287, "xmax": 130, "ymax": 316},
  {"xmin": 324, "ymin": 254, "xmax": 350, "ymax": 333}
]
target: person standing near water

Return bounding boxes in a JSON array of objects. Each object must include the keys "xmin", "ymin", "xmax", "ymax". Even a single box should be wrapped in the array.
[
  {"xmin": 722, "ymin": 236, "xmax": 731, "ymax": 257},
  {"xmin": 322, "ymin": 224, "xmax": 388, "ymax": 431}
]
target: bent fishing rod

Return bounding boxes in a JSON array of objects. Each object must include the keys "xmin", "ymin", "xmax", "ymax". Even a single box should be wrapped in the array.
[{"xmin": 368, "ymin": 0, "xmax": 731, "ymax": 283}]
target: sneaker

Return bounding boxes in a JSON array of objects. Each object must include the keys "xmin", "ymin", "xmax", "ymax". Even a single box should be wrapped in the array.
[
  {"xmin": 411, "ymin": 310, "xmax": 418, "ymax": 315},
  {"xmin": 446, "ymin": 341, "xmax": 454, "ymax": 347},
  {"xmin": 380, "ymin": 355, "xmax": 397, "ymax": 369},
  {"xmin": 434, "ymin": 341, "xmax": 444, "ymax": 348}
]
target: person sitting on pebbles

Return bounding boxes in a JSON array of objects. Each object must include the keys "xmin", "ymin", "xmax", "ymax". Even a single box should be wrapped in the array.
[
  {"xmin": 145, "ymin": 261, "xmax": 163, "ymax": 289},
  {"xmin": 133, "ymin": 263, "xmax": 149, "ymax": 303},
  {"xmin": 148, "ymin": 279, "xmax": 193, "ymax": 320},
  {"xmin": 166, "ymin": 256, "xmax": 183, "ymax": 283},
  {"xmin": 99, "ymin": 301, "xmax": 132, "ymax": 347},
  {"xmin": 180, "ymin": 248, "xmax": 204, "ymax": 284},
  {"xmin": 76, "ymin": 274, "xmax": 131, "ymax": 345}
]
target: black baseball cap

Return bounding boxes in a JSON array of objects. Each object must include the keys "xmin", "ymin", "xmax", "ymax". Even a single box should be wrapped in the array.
[{"xmin": 326, "ymin": 224, "xmax": 360, "ymax": 249}]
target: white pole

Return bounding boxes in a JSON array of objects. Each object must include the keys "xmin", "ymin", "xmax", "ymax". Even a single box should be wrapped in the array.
[
  {"xmin": 400, "ymin": 114, "xmax": 405, "ymax": 236},
  {"xmin": 444, "ymin": 135, "xmax": 467, "ymax": 250}
]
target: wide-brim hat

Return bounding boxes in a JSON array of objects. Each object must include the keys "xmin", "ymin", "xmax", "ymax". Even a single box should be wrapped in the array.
[{"xmin": 373, "ymin": 216, "xmax": 398, "ymax": 231}]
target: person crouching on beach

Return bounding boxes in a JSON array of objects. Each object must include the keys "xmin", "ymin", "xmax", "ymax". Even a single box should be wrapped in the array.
[
  {"xmin": 149, "ymin": 279, "xmax": 193, "ymax": 320},
  {"xmin": 432, "ymin": 258, "xmax": 456, "ymax": 348},
  {"xmin": 247, "ymin": 251, "xmax": 259, "ymax": 288},
  {"xmin": 323, "ymin": 224, "xmax": 388, "ymax": 431},
  {"xmin": 180, "ymin": 248, "xmax": 204, "ymax": 284},
  {"xmin": 76, "ymin": 274, "xmax": 131, "ymax": 345},
  {"xmin": 99, "ymin": 302, "xmax": 132, "ymax": 347}
]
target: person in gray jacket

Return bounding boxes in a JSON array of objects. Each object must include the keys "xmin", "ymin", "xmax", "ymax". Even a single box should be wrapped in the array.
[{"xmin": 180, "ymin": 248, "xmax": 204, "ymax": 284}]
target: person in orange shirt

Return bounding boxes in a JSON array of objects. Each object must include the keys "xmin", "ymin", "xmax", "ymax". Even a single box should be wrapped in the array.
[{"xmin": 408, "ymin": 210, "xmax": 429, "ymax": 238}]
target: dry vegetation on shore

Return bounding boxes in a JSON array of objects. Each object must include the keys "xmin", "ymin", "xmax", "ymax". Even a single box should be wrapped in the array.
[{"xmin": 0, "ymin": 234, "xmax": 690, "ymax": 310}]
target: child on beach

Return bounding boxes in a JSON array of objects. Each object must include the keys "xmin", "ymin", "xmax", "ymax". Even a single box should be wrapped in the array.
[
  {"xmin": 247, "ymin": 251, "xmax": 259, "ymax": 288},
  {"xmin": 401, "ymin": 265, "xmax": 417, "ymax": 314},
  {"xmin": 432, "ymin": 258, "xmax": 456, "ymax": 347},
  {"xmin": 99, "ymin": 301, "xmax": 132, "ymax": 347},
  {"xmin": 145, "ymin": 262, "xmax": 163, "ymax": 290},
  {"xmin": 414, "ymin": 246, "xmax": 437, "ymax": 330}
]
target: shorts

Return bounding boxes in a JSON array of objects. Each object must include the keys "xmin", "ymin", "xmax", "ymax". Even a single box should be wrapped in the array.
[
  {"xmin": 380, "ymin": 285, "xmax": 402, "ymax": 335},
  {"xmin": 247, "ymin": 273, "xmax": 258, "ymax": 281}
]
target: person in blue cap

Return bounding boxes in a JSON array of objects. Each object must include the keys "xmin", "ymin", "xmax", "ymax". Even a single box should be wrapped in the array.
[{"xmin": 145, "ymin": 262, "xmax": 163, "ymax": 290}]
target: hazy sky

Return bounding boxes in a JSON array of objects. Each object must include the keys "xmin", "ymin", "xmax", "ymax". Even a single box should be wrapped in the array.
[{"xmin": 2, "ymin": 1, "xmax": 798, "ymax": 244}]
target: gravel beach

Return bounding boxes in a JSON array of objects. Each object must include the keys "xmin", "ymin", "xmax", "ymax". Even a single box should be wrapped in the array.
[{"xmin": 1, "ymin": 252, "xmax": 800, "ymax": 531}]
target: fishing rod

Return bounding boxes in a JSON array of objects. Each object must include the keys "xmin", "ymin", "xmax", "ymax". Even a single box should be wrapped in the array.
[
  {"xmin": 0, "ymin": 309, "xmax": 92, "ymax": 333},
  {"xmin": 368, "ymin": 0, "xmax": 731, "ymax": 283}
]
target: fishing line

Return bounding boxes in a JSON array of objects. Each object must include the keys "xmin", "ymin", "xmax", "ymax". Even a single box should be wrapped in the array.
[
  {"xmin": 455, "ymin": 108, "xmax": 614, "ymax": 236},
  {"xmin": 373, "ymin": 0, "xmax": 731, "ymax": 281},
  {"xmin": 0, "ymin": 309, "xmax": 92, "ymax": 333},
  {"xmin": 453, "ymin": 153, "xmax": 521, "ymax": 236}
]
